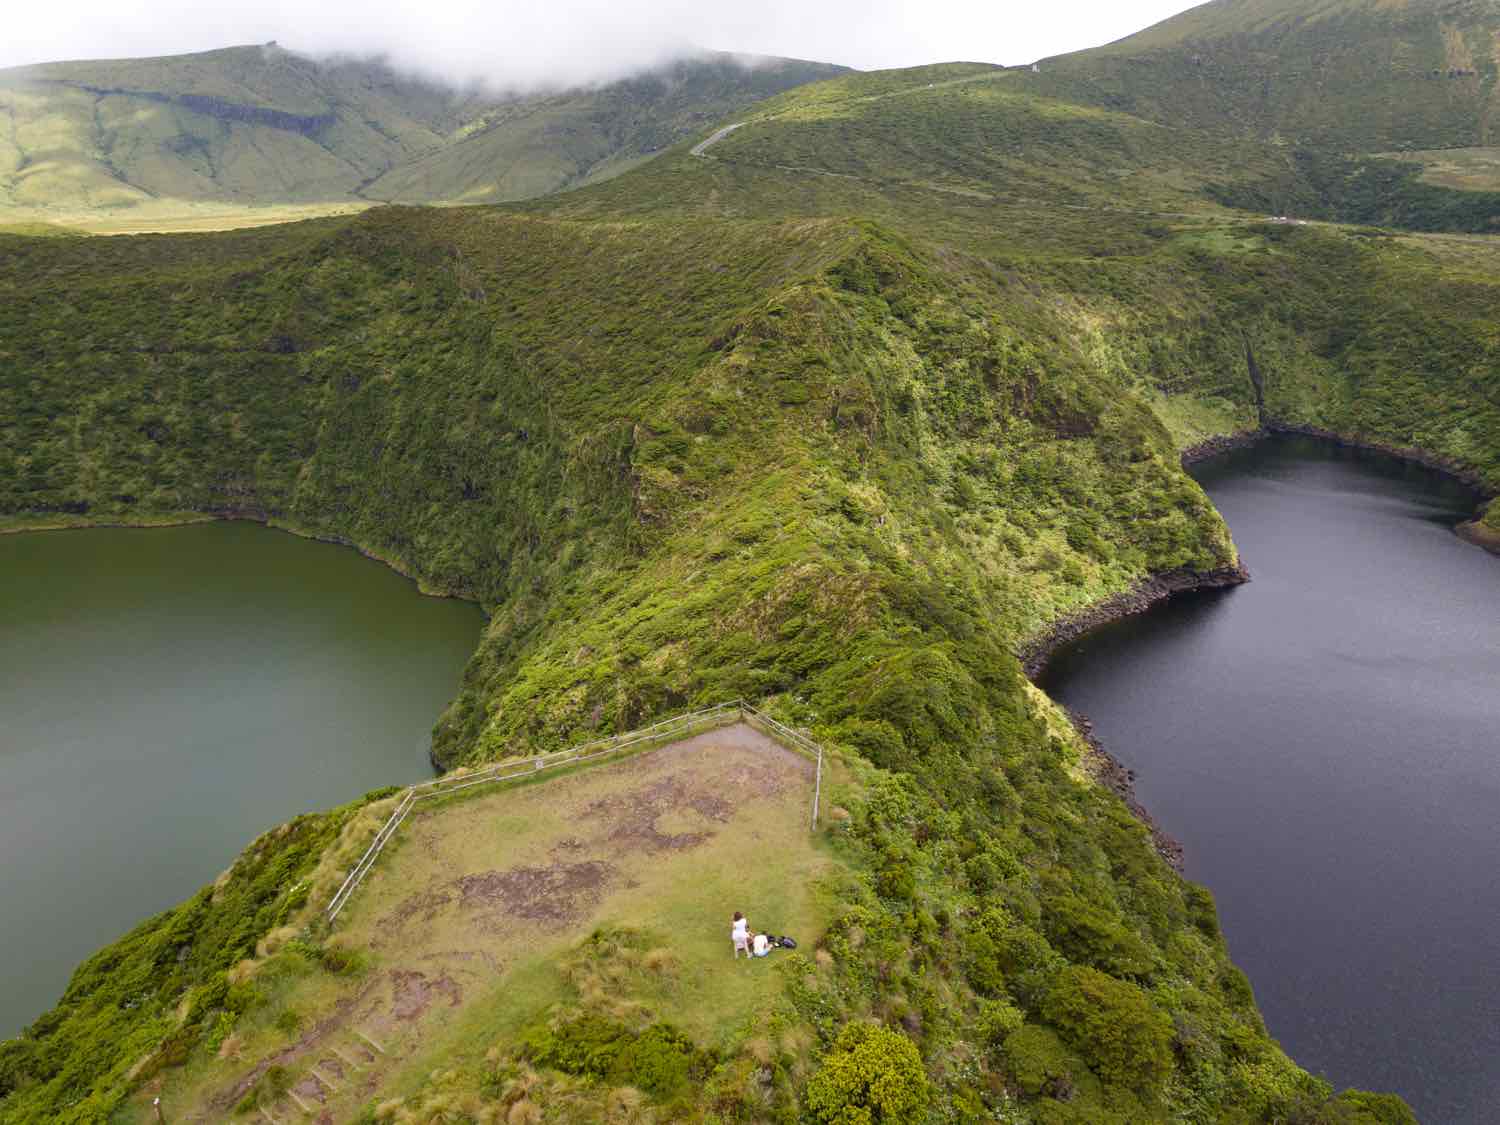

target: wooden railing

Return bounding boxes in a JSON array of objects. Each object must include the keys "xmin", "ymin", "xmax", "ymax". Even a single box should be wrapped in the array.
[{"xmin": 324, "ymin": 700, "xmax": 825, "ymax": 923}]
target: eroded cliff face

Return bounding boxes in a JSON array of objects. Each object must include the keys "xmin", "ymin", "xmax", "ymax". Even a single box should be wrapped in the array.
[{"xmin": 1459, "ymin": 499, "xmax": 1500, "ymax": 554}]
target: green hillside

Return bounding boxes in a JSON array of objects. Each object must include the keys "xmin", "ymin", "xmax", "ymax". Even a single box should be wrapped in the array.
[
  {"xmin": 0, "ymin": 206, "xmax": 1356, "ymax": 1124},
  {"xmin": 5, "ymin": 22, "xmax": 1497, "ymax": 1125},
  {"xmin": 0, "ymin": 45, "xmax": 844, "ymax": 221},
  {"xmin": 1030, "ymin": 0, "xmax": 1500, "ymax": 152},
  {"xmin": 1016, "ymin": 0, "xmax": 1500, "ymax": 229}
]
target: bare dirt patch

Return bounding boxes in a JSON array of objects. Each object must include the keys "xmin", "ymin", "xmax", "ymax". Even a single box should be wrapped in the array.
[
  {"xmin": 384, "ymin": 888, "xmax": 454, "ymax": 928},
  {"xmin": 582, "ymin": 775, "xmax": 732, "ymax": 851},
  {"xmin": 390, "ymin": 969, "xmax": 463, "ymax": 1022},
  {"xmin": 292, "ymin": 1075, "xmax": 326, "ymax": 1103},
  {"xmin": 454, "ymin": 860, "xmax": 617, "ymax": 926}
]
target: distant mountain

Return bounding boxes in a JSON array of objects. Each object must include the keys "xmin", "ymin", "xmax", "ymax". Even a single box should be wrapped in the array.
[
  {"xmin": 0, "ymin": 44, "xmax": 846, "ymax": 215},
  {"xmin": 1030, "ymin": 0, "xmax": 1500, "ymax": 152}
]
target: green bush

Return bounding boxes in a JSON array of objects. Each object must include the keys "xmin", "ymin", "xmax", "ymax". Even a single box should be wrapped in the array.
[
  {"xmin": 1333, "ymin": 1089, "xmax": 1420, "ymax": 1125},
  {"xmin": 273, "ymin": 1009, "xmax": 301, "ymax": 1035},
  {"xmin": 1042, "ymin": 966, "xmax": 1174, "ymax": 1091},
  {"xmin": 225, "ymin": 981, "xmax": 265, "ymax": 1015},
  {"xmin": 1002, "ymin": 1024, "xmax": 1078, "ymax": 1097},
  {"xmin": 523, "ymin": 1014, "xmax": 704, "ymax": 1100},
  {"xmin": 975, "ymin": 999, "xmax": 1025, "ymax": 1049},
  {"xmin": 522, "ymin": 1012, "xmax": 628, "ymax": 1079},
  {"xmin": 608, "ymin": 1023, "xmax": 700, "ymax": 1098},
  {"xmin": 966, "ymin": 908, "xmax": 1063, "ymax": 1010},
  {"xmin": 1043, "ymin": 895, "xmax": 1156, "ymax": 978},
  {"xmin": 805, "ymin": 1021, "xmax": 930, "ymax": 1125},
  {"xmin": 316, "ymin": 944, "xmax": 368, "ymax": 976}
]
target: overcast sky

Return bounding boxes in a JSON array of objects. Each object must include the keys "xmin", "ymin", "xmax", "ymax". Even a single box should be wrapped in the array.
[{"xmin": 2, "ymin": 0, "xmax": 1206, "ymax": 87}]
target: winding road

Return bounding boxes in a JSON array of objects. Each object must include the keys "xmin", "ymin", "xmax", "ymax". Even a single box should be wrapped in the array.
[{"xmin": 689, "ymin": 122, "xmax": 745, "ymax": 157}]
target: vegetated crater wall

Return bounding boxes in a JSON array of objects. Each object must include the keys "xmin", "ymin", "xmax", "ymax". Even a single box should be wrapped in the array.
[{"xmin": 54, "ymin": 81, "xmax": 338, "ymax": 135}]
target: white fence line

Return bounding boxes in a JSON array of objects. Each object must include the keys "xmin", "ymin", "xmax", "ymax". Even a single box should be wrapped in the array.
[{"xmin": 324, "ymin": 700, "xmax": 825, "ymax": 924}]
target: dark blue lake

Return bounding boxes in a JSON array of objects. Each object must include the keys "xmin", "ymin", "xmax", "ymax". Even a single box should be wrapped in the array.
[{"xmin": 1040, "ymin": 435, "xmax": 1500, "ymax": 1124}]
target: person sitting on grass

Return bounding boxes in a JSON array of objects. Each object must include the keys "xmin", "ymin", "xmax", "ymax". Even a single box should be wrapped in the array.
[
  {"xmin": 752, "ymin": 932, "xmax": 772, "ymax": 958},
  {"xmin": 731, "ymin": 911, "xmax": 750, "ymax": 958}
]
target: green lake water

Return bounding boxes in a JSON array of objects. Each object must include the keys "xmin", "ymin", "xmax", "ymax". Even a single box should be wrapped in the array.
[{"xmin": 0, "ymin": 522, "xmax": 482, "ymax": 1037}]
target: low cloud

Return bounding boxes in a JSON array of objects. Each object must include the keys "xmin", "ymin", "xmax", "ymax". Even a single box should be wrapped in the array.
[{"xmin": 4, "ymin": 0, "xmax": 1204, "ymax": 88}]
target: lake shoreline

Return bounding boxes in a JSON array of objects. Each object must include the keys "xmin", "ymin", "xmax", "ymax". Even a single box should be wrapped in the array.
[
  {"xmin": 1180, "ymin": 428, "xmax": 1265, "ymax": 465},
  {"xmin": 1068, "ymin": 705, "xmax": 1185, "ymax": 872},
  {"xmin": 1017, "ymin": 563, "xmax": 1247, "ymax": 872},
  {"xmin": 1456, "ymin": 517, "xmax": 1500, "ymax": 556},
  {"xmin": 1018, "ymin": 421, "xmax": 1497, "ymax": 937},
  {"xmin": 1184, "ymin": 422, "xmax": 1496, "ymax": 512},
  {"xmin": 1039, "ymin": 436, "xmax": 1500, "ymax": 1120},
  {"xmin": 0, "ymin": 520, "xmax": 479, "ymax": 1039},
  {"xmin": 0, "ymin": 509, "xmax": 484, "ymax": 605},
  {"xmin": 1019, "ymin": 563, "xmax": 1250, "ymax": 682}
]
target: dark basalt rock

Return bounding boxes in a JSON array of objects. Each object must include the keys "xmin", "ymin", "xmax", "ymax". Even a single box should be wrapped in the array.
[{"xmin": 1018, "ymin": 563, "xmax": 1250, "ymax": 681}]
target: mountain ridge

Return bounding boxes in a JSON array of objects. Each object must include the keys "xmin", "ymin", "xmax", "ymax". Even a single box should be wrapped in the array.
[{"xmin": 0, "ymin": 44, "xmax": 847, "ymax": 220}]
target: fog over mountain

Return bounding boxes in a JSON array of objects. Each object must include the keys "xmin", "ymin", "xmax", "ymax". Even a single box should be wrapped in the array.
[{"xmin": 6, "ymin": 0, "xmax": 1203, "ymax": 88}]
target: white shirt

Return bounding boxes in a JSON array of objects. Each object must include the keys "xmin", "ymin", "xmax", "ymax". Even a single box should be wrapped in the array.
[
  {"xmin": 753, "ymin": 933, "xmax": 770, "ymax": 956},
  {"xmin": 732, "ymin": 918, "xmax": 748, "ymax": 942}
]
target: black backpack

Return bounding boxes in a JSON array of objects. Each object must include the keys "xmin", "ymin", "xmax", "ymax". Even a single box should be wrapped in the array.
[{"xmin": 775, "ymin": 935, "xmax": 797, "ymax": 950}]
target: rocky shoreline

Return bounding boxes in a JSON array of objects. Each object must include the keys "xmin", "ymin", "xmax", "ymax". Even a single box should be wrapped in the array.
[
  {"xmin": 1069, "ymin": 708, "xmax": 1185, "ymax": 872},
  {"xmin": 1187, "ymin": 423, "xmax": 1500, "ymax": 559},
  {"xmin": 1018, "ymin": 563, "xmax": 1250, "ymax": 681},
  {"xmin": 1263, "ymin": 422, "xmax": 1495, "ymax": 493},
  {"xmin": 1026, "ymin": 420, "xmax": 1498, "ymax": 874},
  {"xmin": 1180, "ymin": 429, "xmax": 1264, "ymax": 466},
  {"xmin": 1017, "ymin": 563, "xmax": 1248, "ymax": 872},
  {"xmin": 1, "ymin": 507, "xmax": 479, "ymax": 603},
  {"xmin": 1457, "ymin": 517, "xmax": 1500, "ymax": 556},
  {"xmin": 1185, "ymin": 421, "xmax": 1496, "ymax": 501}
]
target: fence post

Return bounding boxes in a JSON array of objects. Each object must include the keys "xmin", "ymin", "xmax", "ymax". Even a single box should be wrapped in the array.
[{"xmin": 811, "ymin": 746, "xmax": 822, "ymax": 831}]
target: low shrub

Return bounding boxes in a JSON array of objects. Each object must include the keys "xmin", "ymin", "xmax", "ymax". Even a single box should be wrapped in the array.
[
  {"xmin": 805, "ymin": 1021, "xmax": 929, "ymax": 1125},
  {"xmin": 522, "ymin": 1014, "xmax": 706, "ymax": 1100},
  {"xmin": 1002, "ymin": 1024, "xmax": 1077, "ymax": 1097},
  {"xmin": 1042, "ymin": 966, "xmax": 1173, "ymax": 1091}
]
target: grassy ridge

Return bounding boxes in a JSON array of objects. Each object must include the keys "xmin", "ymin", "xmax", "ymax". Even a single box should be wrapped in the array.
[{"xmin": 550, "ymin": 65, "xmax": 1500, "ymax": 490}]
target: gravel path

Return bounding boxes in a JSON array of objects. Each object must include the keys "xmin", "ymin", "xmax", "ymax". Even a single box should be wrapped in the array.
[{"xmin": 690, "ymin": 122, "xmax": 746, "ymax": 157}]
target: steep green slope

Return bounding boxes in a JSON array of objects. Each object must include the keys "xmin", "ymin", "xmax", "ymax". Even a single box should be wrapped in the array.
[
  {"xmin": 0, "ymin": 46, "xmax": 844, "ymax": 216},
  {"xmin": 6, "ymin": 54, "xmax": 1493, "ymax": 1125},
  {"xmin": 366, "ymin": 55, "xmax": 854, "ymax": 204},
  {"xmin": 0, "ymin": 219, "xmax": 1415, "ymax": 1125},
  {"xmin": 1014, "ymin": 0, "xmax": 1500, "ymax": 229},
  {"xmin": 552, "ymin": 65, "xmax": 1500, "ymax": 482},
  {"xmin": 1031, "ymin": 0, "xmax": 1500, "ymax": 152}
]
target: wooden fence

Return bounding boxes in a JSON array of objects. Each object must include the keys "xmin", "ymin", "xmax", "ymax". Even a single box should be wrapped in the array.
[{"xmin": 324, "ymin": 700, "xmax": 826, "ymax": 924}]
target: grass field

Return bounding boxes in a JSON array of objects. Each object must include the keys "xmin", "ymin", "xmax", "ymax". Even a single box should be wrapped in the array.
[
  {"xmin": 137, "ymin": 724, "xmax": 842, "ymax": 1121},
  {"xmin": 0, "ymin": 200, "xmax": 371, "ymax": 235},
  {"xmin": 1385, "ymin": 147, "xmax": 1500, "ymax": 192}
]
